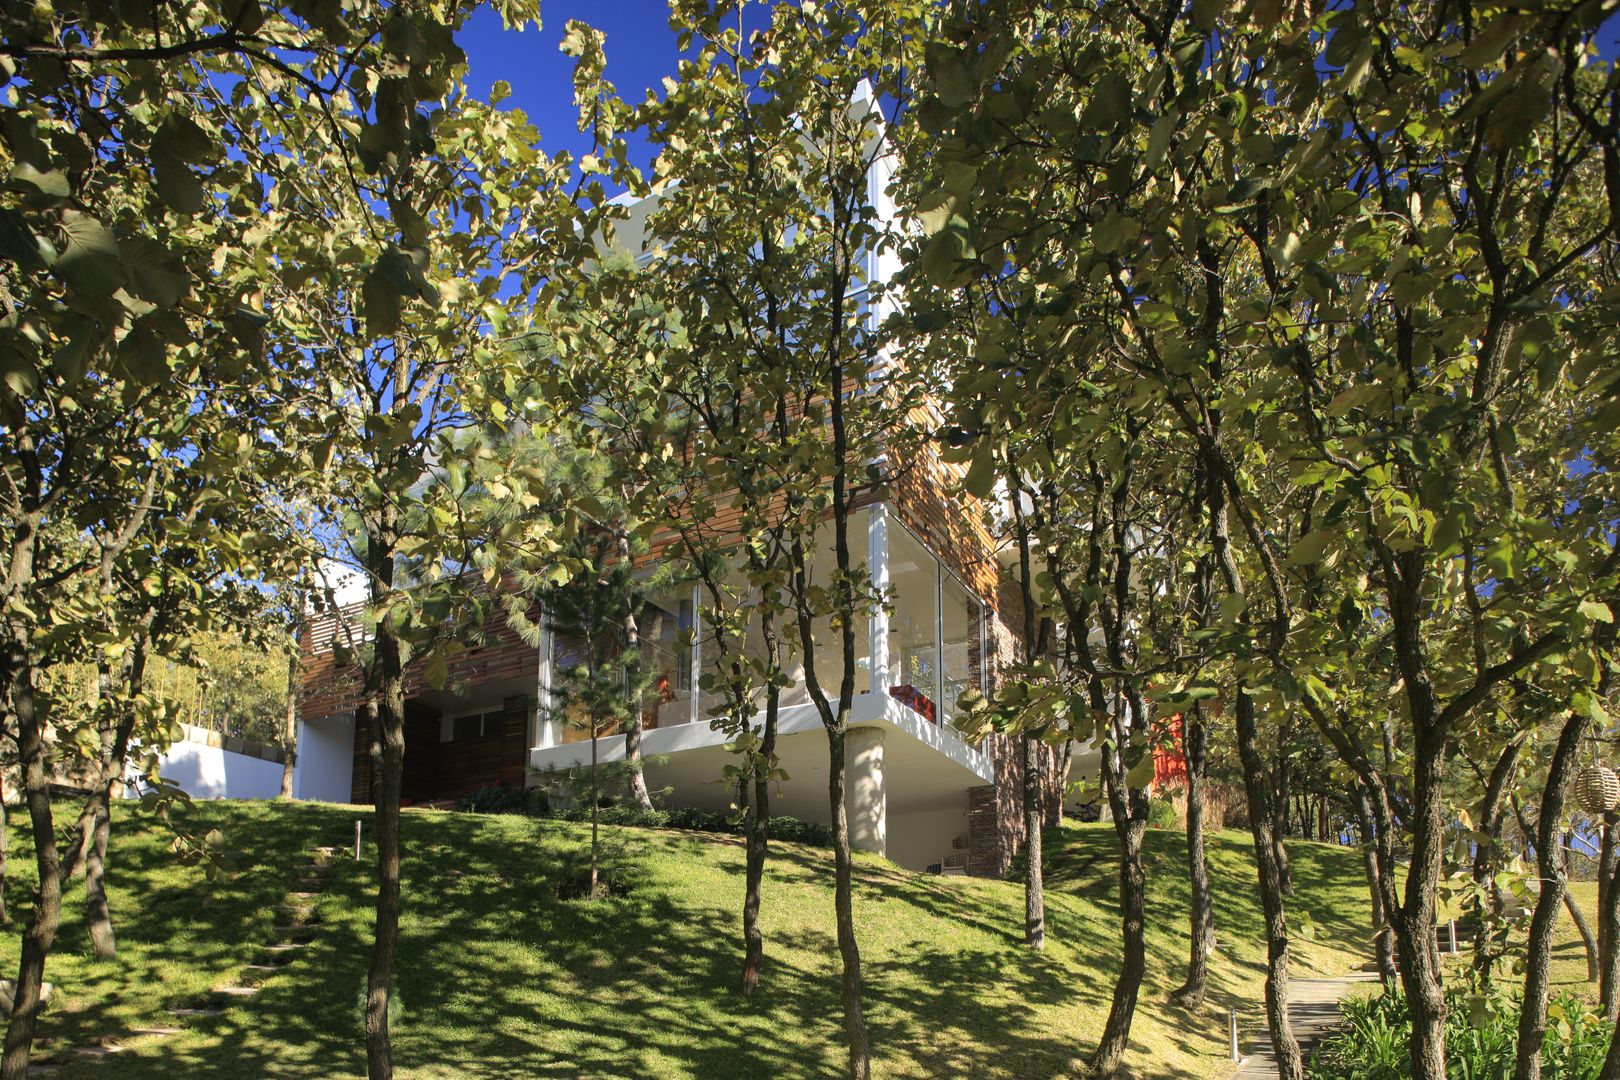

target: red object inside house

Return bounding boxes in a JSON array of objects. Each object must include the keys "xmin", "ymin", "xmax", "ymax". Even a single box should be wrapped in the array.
[
  {"xmin": 1152, "ymin": 712, "xmax": 1189, "ymax": 789},
  {"xmin": 889, "ymin": 684, "xmax": 937, "ymax": 723}
]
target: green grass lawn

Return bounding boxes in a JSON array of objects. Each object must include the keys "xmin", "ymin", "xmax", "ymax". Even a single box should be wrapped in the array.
[{"xmin": 0, "ymin": 801, "xmax": 1377, "ymax": 1079}]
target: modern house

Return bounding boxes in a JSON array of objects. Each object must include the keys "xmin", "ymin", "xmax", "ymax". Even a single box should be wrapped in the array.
[{"xmin": 293, "ymin": 88, "xmax": 1090, "ymax": 876}]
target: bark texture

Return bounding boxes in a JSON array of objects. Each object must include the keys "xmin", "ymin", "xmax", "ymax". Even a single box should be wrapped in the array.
[
  {"xmin": 1172, "ymin": 704, "xmax": 1214, "ymax": 1005},
  {"xmin": 1513, "ymin": 711, "xmax": 1587, "ymax": 1080}
]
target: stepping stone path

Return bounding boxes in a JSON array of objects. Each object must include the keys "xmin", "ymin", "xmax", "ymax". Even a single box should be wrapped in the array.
[
  {"xmin": 37, "ymin": 838, "xmax": 349, "ymax": 1072},
  {"xmin": 1230, "ymin": 970, "xmax": 1381, "ymax": 1079}
]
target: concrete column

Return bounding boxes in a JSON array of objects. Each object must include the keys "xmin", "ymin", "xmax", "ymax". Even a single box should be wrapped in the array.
[
  {"xmin": 845, "ymin": 725, "xmax": 887, "ymax": 858},
  {"xmin": 868, "ymin": 505, "xmax": 890, "ymax": 695},
  {"xmin": 535, "ymin": 612, "xmax": 555, "ymax": 749}
]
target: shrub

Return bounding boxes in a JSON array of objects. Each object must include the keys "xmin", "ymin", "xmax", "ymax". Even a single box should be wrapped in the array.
[
  {"xmin": 1307, "ymin": 984, "xmax": 1611, "ymax": 1079},
  {"xmin": 1145, "ymin": 797, "xmax": 1179, "ymax": 830},
  {"xmin": 456, "ymin": 784, "xmax": 542, "ymax": 816},
  {"xmin": 538, "ymin": 803, "xmax": 831, "ymax": 846}
]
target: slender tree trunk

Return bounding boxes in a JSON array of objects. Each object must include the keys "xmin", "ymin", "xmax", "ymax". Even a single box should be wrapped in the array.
[
  {"xmin": 1009, "ymin": 476, "xmax": 1047, "ymax": 949},
  {"xmin": 1603, "ymin": 811, "xmax": 1620, "ymax": 1016},
  {"xmin": 363, "ymin": 539, "xmax": 409, "ymax": 1080},
  {"xmin": 1202, "ymin": 439, "xmax": 1301, "ymax": 1078},
  {"xmin": 1173, "ymin": 704, "xmax": 1214, "ymax": 1005},
  {"xmin": 827, "ymin": 721, "xmax": 869, "ymax": 1079},
  {"xmin": 1513, "ymin": 710, "xmax": 1587, "ymax": 1080},
  {"xmin": 83, "ymin": 802, "xmax": 115, "ymax": 961},
  {"xmin": 1272, "ymin": 740, "xmax": 1294, "ymax": 896},
  {"xmin": 1, "ymin": 656, "xmax": 60, "ymax": 1080},
  {"xmin": 1022, "ymin": 733, "xmax": 1045, "ymax": 950},
  {"xmin": 84, "ymin": 641, "xmax": 147, "ymax": 961},
  {"xmin": 0, "ymin": 788, "xmax": 10, "ymax": 926},
  {"xmin": 280, "ymin": 647, "xmax": 299, "ymax": 800},
  {"xmin": 621, "ymin": 574, "xmax": 653, "ymax": 811},
  {"xmin": 1561, "ymin": 832, "xmax": 1599, "ymax": 981},
  {"xmin": 364, "ymin": 677, "xmax": 402, "ymax": 1080},
  {"xmin": 1471, "ymin": 738, "xmax": 1522, "ymax": 985},
  {"xmin": 1234, "ymin": 688, "xmax": 1303, "ymax": 1080},
  {"xmin": 589, "ymin": 707, "xmax": 600, "ymax": 898},
  {"xmin": 1353, "ymin": 788, "xmax": 1398, "ymax": 983},
  {"xmin": 1393, "ymin": 723, "xmax": 1450, "ymax": 1080},
  {"xmin": 1090, "ymin": 702, "xmax": 1150, "ymax": 1076},
  {"xmin": 741, "ymin": 676, "xmax": 777, "ymax": 997},
  {"xmin": 1057, "ymin": 736, "xmax": 1073, "ymax": 822}
]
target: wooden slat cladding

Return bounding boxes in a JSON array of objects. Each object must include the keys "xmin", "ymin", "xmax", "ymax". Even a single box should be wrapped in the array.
[
  {"xmin": 299, "ymin": 578, "xmax": 540, "ymax": 722},
  {"xmin": 888, "ymin": 400, "xmax": 1003, "ymax": 602},
  {"xmin": 348, "ymin": 697, "xmax": 529, "ymax": 805}
]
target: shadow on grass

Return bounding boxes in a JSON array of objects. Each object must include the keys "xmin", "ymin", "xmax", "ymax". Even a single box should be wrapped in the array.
[{"xmin": 6, "ymin": 806, "xmax": 1372, "ymax": 1080}]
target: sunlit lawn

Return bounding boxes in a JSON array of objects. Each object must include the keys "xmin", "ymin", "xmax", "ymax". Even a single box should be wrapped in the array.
[{"xmin": 0, "ymin": 801, "xmax": 1375, "ymax": 1079}]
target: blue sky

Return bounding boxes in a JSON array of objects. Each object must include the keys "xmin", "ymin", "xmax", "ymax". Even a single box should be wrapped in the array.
[
  {"xmin": 456, "ymin": 1, "xmax": 695, "ymax": 168},
  {"xmin": 455, "ymin": 1, "xmax": 1620, "ymax": 169}
]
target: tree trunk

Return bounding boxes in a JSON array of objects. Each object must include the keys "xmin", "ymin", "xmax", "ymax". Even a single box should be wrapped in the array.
[
  {"xmin": 280, "ymin": 646, "xmax": 299, "ymax": 800},
  {"xmin": 1271, "ymin": 739, "xmax": 1294, "ymax": 896},
  {"xmin": 1471, "ymin": 738, "xmax": 1522, "ymax": 985},
  {"xmin": 827, "ymin": 722, "xmax": 870, "ymax": 1079},
  {"xmin": 622, "ymin": 587, "xmax": 654, "ymax": 812},
  {"xmin": 739, "ymin": 689, "xmax": 778, "ymax": 996},
  {"xmin": 1009, "ymin": 475, "xmax": 1048, "ymax": 949},
  {"xmin": 1561, "ymin": 833, "xmax": 1599, "ymax": 981},
  {"xmin": 83, "ymin": 801, "xmax": 115, "ymax": 961},
  {"xmin": 83, "ymin": 641, "xmax": 148, "ymax": 961},
  {"xmin": 1089, "ymin": 715, "xmax": 1149, "ymax": 1076},
  {"xmin": 1392, "ymin": 723, "xmax": 1450, "ymax": 1080},
  {"xmin": 1513, "ymin": 710, "xmax": 1587, "ymax": 1080},
  {"xmin": 1023, "ymin": 732, "xmax": 1045, "ymax": 950},
  {"xmin": 0, "ymin": 789, "xmax": 10, "ymax": 926},
  {"xmin": 1173, "ymin": 704, "xmax": 1214, "ymax": 1006},
  {"xmin": 1234, "ymin": 688, "xmax": 1303, "ymax": 1080},
  {"xmin": 1202, "ymin": 436, "xmax": 1300, "ymax": 1078},
  {"xmin": 1603, "ymin": 811, "xmax": 1620, "ymax": 1016},
  {"xmin": 364, "ymin": 618, "xmax": 407, "ymax": 1080},
  {"xmin": 1353, "ymin": 788, "xmax": 1398, "ymax": 983},
  {"xmin": 1, "ymin": 658, "xmax": 61, "ymax": 1080},
  {"xmin": 589, "ymin": 703, "xmax": 600, "ymax": 898}
]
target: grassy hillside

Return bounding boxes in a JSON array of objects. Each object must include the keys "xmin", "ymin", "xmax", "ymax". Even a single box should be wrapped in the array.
[{"xmin": 0, "ymin": 801, "xmax": 1379, "ymax": 1079}]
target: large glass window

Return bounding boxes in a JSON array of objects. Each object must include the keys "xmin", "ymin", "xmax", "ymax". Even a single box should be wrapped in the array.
[
  {"xmin": 782, "ymin": 509, "xmax": 872, "ymax": 706},
  {"xmin": 548, "ymin": 631, "xmax": 610, "ymax": 743},
  {"xmin": 888, "ymin": 523, "xmax": 940, "ymax": 722},
  {"xmin": 941, "ymin": 574, "xmax": 985, "ymax": 717},
  {"xmin": 637, "ymin": 590, "xmax": 695, "ymax": 729},
  {"xmin": 888, "ymin": 521, "xmax": 987, "ymax": 724},
  {"xmin": 696, "ymin": 509, "xmax": 872, "ymax": 722}
]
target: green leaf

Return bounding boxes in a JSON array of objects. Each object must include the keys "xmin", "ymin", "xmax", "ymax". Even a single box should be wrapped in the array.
[
  {"xmin": 1484, "ymin": 537, "xmax": 1515, "ymax": 581},
  {"xmin": 424, "ymin": 650, "xmax": 449, "ymax": 690},
  {"xmin": 1578, "ymin": 600, "xmax": 1613, "ymax": 624},
  {"xmin": 1191, "ymin": 0, "xmax": 1222, "ymax": 31},
  {"xmin": 56, "ymin": 210, "xmax": 124, "ymax": 296},
  {"xmin": 921, "ymin": 226, "xmax": 975, "ymax": 288},
  {"xmin": 0, "ymin": 208, "xmax": 46, "ymax": 271},
  {"xmin": 157, "ymin": 114, "xmax": 217, "ymax": 163},
  {"xmin": 1125, "ymin": 752, "xmax": 1156, "ymax": 790},
  {"xmin": 8, "ymin": 162, "xmax": 68, "ymax": 200},
  {"xmin": 116, "ymin": 321, "xmax": 168, "ymax": 383},
  {"xmin": 153, "ymin": 151, "xmax": 206, "ymax": 215},
  {"xmin": 364, "ymin": 264, "xmax": 404, "ymax": 337},
  {"xmin": 1287, "ymin": 530, "xmax": 1330, "ymax": 566},
  {"xmin": 963, "ymin": 444, "xmax": 995, "ymax": 498},
  {"xmin": 1079, "ymin": 71, "xmax": 1131, "ymax": 131},
  {"xmin": 0, "ymin": 347, "xmax": 38, "ymax": 397},
  {"xmin": 120, "ymin": 237, "xmax": 189, "ymax": 309}
]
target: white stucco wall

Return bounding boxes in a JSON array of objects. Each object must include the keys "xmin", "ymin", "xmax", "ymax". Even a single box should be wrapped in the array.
[
  {"xmin": 887, "ymin": 806, "xmax": 972, "ymax": 872},
  {"xmin": 293, "ymin": 714, "xmax": 356, "ymax": 803},
  {"xmin": 152, "ymin": 741, "xmax": 285, "ymax": 801}
]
